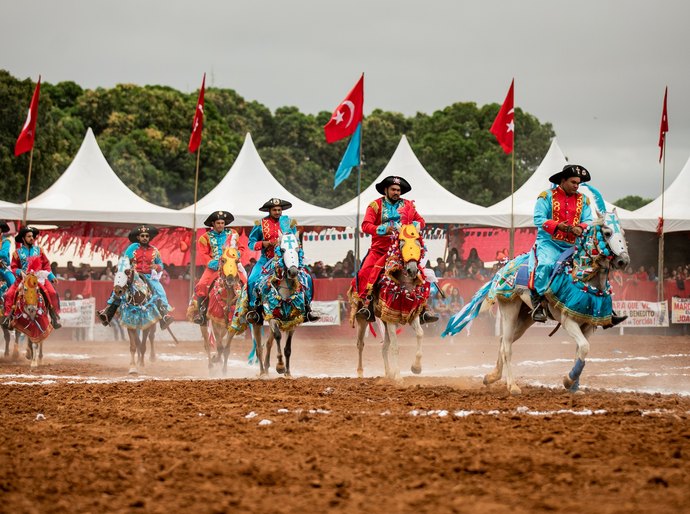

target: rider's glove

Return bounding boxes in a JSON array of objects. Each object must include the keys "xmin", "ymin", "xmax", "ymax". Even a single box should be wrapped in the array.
[{"xmin": 208, "ymin": 259, "xmax": 219, "ymax": 271}]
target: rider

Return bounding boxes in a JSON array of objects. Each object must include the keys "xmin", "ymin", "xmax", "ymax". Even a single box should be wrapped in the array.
[
  {"xmin": 353, "ymin": 175, "xmax": 439, "ymax": 324},
  {"xmin": 245, "ymin": 198, "xmax": 320, "ymax": 324},
  {"xmin": 0, "ymin": 221, "xmax": 16, "ymax": 288},
  {"xmin": 191, "ymin": 210, "xmax": 240, "ymax": 326},
  {"xmin": 3, "ymin": 226, "xmax": 61, "ymax": 329},
  {"xmin": 99, "ymin": 225, "xmax": 174, "ymax": 330},
  {"xmin": 530, "ymin": 164, "xmax": 626, "ymax": 327}
]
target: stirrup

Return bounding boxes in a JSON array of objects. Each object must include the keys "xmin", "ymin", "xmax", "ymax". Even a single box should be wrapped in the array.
[
  {"xmin": 160, "ymin": 314, "xmax": 174, "ymax": 330},
  {"xmin": 604, "ymin": 314, "xmax": 628, "ymax": 330},
  {"xmin": 246, "ymin": 310, "xmax": 261, "ymax": 325},
  {"xmin": 420, "ymin": 311, "xmax": 439, "ymax": 324},
  {"xmin": 305, "ymin": 311, "xmax": 320, "ymax": 323},
  {"xmin": 355, "ymin": 307, "xmax": 373, "ymax": 322},
  {"xmin": 531, "ymin": 305, "xmax": 547, "ymax": 323}
]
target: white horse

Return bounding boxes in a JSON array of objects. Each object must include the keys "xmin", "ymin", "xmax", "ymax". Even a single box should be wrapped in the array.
[
  {"xmin": 444, "ymin": 197, "xmax": 630, "ymax": 395},
  {"xmin": 251, "ymin": 232, "xmax": 309, "ymax": 378},
  {"xmin": 348, "ymin": 224, "xmax": 428, "ymax": 382}
]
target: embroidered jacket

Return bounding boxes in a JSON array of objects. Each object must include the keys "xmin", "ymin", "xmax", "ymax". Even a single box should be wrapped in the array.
[
  {"xmin": 124, "ymin": 243, "xmax": 163, "ymax": 275},
  {"xmin": 249, "ymin": 216, "xmax": 297, "ymax": 261},
  {"xmin": 535, "ymin": 186, "xmax": 593, "ymax": 245},
  {"xmin": 361, "ymin": 197, "xmax": 425, "ymax": 254},
  {"xmin": 11, "ymin": 244, "xmax": 54, "ymax": 280},
  {"xmin": 198, "ymin": 228, "xmax": 240, "ymax": 271}
]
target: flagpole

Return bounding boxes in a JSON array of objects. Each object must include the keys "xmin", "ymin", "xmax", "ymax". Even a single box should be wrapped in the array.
[
  {"xmin": 353, "ymin": 73, "xmax": 364, "ymax": 288},
  {"xmin": 22, "ymin": 147, "xmax": 35, "ymax": 225},
  {"xmin": 657, "ymin": 134, "xmax": 666, "ymax": 303},
  {"xmin": 508, "ymin": 147, "xmax": 515, "ymax": 260},
  {"xmin": 189, "ymin": 146, "xmax": 201, "ymax": 300}
]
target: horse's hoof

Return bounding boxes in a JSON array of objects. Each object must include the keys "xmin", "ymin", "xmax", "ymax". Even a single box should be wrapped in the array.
[
  {"xmin": 509, "ymin": 384, "xmax": 522, "ymax": 396},
  {"xmin": 563, "ymin": 375, "xmax": 574, "ymax": 390},
  {"xmin": 128, "ymin": 368, "xmax": 138, "ymax": 375},
  {"xmin": 411, "ymin": 364, "xmax": 422, "ymax": 375},
  {"xmin": 276, "ymin": 365, "xmax": 286, "ymax": 374}
]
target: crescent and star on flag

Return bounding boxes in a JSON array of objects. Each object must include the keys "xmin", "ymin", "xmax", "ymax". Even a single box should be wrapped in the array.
[
  {"xmin": 331, "ymin": 100, "xmax": 356, "ymax": 127},
  {"xmin": 506, "ymin": 108, "xmax": 514, "ymax": 134}
]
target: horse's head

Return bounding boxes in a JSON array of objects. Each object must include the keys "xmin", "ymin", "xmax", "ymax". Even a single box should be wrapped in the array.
[
  {"xmin": 398, "ymin": 224, "xmax": 422, "ymax": 279},
  {"xmin": 278, "ymin": 233, "xmax": 300, "ymax": 279},
  {"xmin": 220, "ymin": 246, "xmax": 240, "ymax": 284},
  {"xmin": 584, "ymin": 209, "xmax": 630, "ymax": 271},
  {"xmin": 20, "ymin": 271, "xmax": 39, "ymax": 320},
  {"xmin": 113, "ymin": 256, "xmax": 131, "ymax": 297}
]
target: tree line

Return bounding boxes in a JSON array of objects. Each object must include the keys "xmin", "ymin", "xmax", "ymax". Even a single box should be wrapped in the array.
[{"xmin": 3, "ymin": 69, "xmax": 635, "ymax": 211}]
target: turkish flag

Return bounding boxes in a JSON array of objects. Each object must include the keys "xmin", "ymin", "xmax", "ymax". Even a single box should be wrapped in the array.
[
  {"xmin": 188, "ymin": 73, "xmax": 205, "ymax": 153},
  {"xmin": 658, "ymin": 86, "xmax": 668, "ymax": 163},
  {"xmin": 15, "ymin": 76, "xmax": 41, "ymax": 157},
  {"xmin": 324, "ymin": 74, "xmax": 364, "ymax": 143},
  {"xmin": 490, "ymin": 79, "xmax": 514, "ymax": 154}
]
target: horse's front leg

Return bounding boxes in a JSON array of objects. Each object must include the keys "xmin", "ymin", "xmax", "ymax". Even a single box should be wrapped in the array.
[
  {"xmin": 127, "ymin": 329, "xmax": 138, "ymax": 374},
  {"xmin": 386, "ymin": 323, "xmax": 401, "ymax": 382},
  {"xmin": 272, "ymin": 321, "xmax": 286, "ymax": 375},
  {"xmin": 3, "ymin": 327, "xmax": 10, "ymax": 357},
  {"xmin": 29, "ymin": 340, "xmax": 40, "ymax": 369},
  {"xmin": 253, "ymin": 324, "xmax": 269, "ymax": 377},
  {"xmin": 201, "ymin": 325, "xmax": 213, "ymax": 370},
  {"xmin": 221, "ymin": 328, "xmax": 238, "ymax": 376},
  {"xmin": 148, "ymin": 326, "xmax": 156, "ymax": 363},
  {"xmin": 561, "ymin": 315, "xmax": 594, "ymax": 393},
  {"xmin": 137, "ymin": 328, "xmax": 148, "ymax": 368},
  {"xmin": 410, "ymin": 317, "xmax": 423, "ymax": 375},
  {"xmin": 355, "ymin": 318, "xmax": 367, "ymax": 378},
  {"xmin": 283, "ymin": 330, "xmax": 294, "ymax": 377}
]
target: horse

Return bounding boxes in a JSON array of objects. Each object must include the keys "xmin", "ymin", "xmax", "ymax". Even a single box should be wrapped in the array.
[
  {"xmin": 443, "ymin": 194, "xmax": 630, "ymax": 395},
  {"xmin": 348, "ymin": 224, "xmax": 429, "ymax": 382},
  {"xmin": 0, "ymin": 279, "xmax": 19, "ymax": 360},
  {"xmin": 6, "ymin": 269, "xmax": 54, "ymax": 368},
  {"xmin": 197, "ymin": 245, "xmax": 244, "ymax": 374},
  {"xmin": 232, "ymin": 231, "xmax": 310, "ymax": 378},
  {"xmin": 112, "ymin": 256, "xmax": 162, "ymax": 374}
]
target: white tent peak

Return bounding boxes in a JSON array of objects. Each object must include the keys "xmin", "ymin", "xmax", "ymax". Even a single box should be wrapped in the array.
[
  {"xmin": 25, "ymin": 128, "xmax": 187, "ymax": 226},
  {"xmin": 182, "ymin": 132, "xmax": 351, "ymax": 226},
  {"xmin": 626, "ymin": 153, "xmax": 690, "ymax": 232},
  {"xmin": 332, "ymin": 134, "xmax": 491, "ymax": 224}
]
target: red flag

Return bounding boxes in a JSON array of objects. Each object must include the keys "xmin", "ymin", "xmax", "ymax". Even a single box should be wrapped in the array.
[
  {"xmin": 15, "ymin": 76, "xmax": 41, "ymax": 157},
  {"xmin": 324, "ymin": 74, "xmax": 364, "ymax": 143},
  {"xmin": 490, "ymin": 79, "xmax": 514, "ymax": 154},
  {"xmin": 658, "ymin": 86, "xmax": 668, "ymax": 163},
  {"xmin": 188, "ymin": 73, "xmax": 205, "ymax": 153}
]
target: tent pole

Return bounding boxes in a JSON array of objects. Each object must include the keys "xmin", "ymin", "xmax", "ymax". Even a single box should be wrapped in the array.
[
  {"xmin": 189, "ymin": 146, "xmax": 201, "ymax": 300},
  {"xmin": 22, "ymin": 147, "xmax": 34, "ymax": 225}
]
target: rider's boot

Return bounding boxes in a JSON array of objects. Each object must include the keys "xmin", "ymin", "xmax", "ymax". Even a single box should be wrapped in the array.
[
  {"xmin": 156, "ymin": 300, "xmax": 174, "ymax": 330},
  {"xmin": 419, "ymin": 308, "xmax": 440, "ymax": 324},
  {"xmin": 531, "ymin": 295, "xmax": 547, "ymax": 323},
  {"xmin": 355, "ymin": 297, "xmax": 375, "ymax": 322},
  {"xmin": 49, "ymin": 308, "xmax": 62, "ymax": 329},
  {"xmin": 192, "ymin": 297, "xmax": 208, "ymax": 326},
  {"xmin": 1, "ymin": 313, "xmax": 10, "ymax": 328},
  {"xmin": 603, "ymin": 310, "xmax": 628, "ymax": 330},
  {"xmin": 98, "ymin": 303, "xmax": 118, "ymax": 327},
  {"xmin": 304, "ymin": 302, "xmax": 320, "ymax": 323}
]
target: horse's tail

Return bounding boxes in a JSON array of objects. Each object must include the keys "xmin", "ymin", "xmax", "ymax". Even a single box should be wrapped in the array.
[{"xmin": 441, "ymin": 280, "xmax": 493, "ymax": 337}]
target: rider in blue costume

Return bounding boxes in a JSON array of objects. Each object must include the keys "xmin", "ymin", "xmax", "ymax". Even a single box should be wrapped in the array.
[
  {"xmin": 529, "ymin": 164, "xmax": 626, "ymax": 327},
  {"xmin": 245, "ymin": 198, "xmax": 319, "ymax": 325},
  {"xmin": 0, "ymin": 221, "xmax": 16, "ymax": 288}
]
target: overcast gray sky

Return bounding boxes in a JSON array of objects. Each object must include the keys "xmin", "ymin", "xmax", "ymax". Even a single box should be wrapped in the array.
[{"xmin": 2, "ymin": 0, "xmax": 688, "ymax": 203}]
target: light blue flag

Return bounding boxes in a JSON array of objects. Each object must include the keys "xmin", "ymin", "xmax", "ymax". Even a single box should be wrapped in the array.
[{"xmin": 334, "ymin": 122, "xmax": 361, "ymax": 189}]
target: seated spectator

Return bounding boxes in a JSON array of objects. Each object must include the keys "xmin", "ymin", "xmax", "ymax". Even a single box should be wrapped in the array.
[
  {"xmin": 332, "ymin": 262, "xmax": 347, "ymax": 278},
  {"xmin": 65, "ymin": 261, "xmax": 77, "ymax": 280},
  {"xmin": 448, "ymin": 287, "xmax": 464, "ymax": 312},
  {"xmin": 634, "ymin": 266, "xmax": 648, "ymax": 281},
  {"xmin": 464, "ymin": 248, "xmax": 484, "ymax": 276},
  {"xmin": 647, "ymin": 266, "xmax": 657, "ymax": 282},
  {"xmin": 50, "ymin": 261, "xmax": 63, "ymax": 280}
]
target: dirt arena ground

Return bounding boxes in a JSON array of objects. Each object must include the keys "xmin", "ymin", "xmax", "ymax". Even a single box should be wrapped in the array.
[{"xmin": 1, "ymin": 328, "xmax": 690, "ymax": 513}]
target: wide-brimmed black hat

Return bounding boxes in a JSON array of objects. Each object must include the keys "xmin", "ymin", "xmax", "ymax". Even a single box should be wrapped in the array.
[
  {"xmin": 549, "ymin": 164, "xmax": 591, "ymax": 184},
  {"xmin": 204, "ymin": 210, "xmax": 235, "ymax": 227},
  {"xmin": 128, "ymin": 224, "xmax": 160, "ymax": 243},
  {"xmin": 15, "ymin": 226, "xmax": 39, "ymax": 244},
  {"xmin": 259, "ymin": 198, "xmax": 292, "ymax": 212},
  {"xmin": 375, "ymin": 176, "xmax": 412, "ymax": 195},
  {"xmin": 0, "ymin": 221, "xmax": 10, "ymax": 233}
]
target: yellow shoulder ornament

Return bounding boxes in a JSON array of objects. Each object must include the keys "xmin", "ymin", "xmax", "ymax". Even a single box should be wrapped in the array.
[
  {"xmin": 369, "ymin": 201, "xmax": 379, "ymax": 214},
  {"xmin": 538, "ymin": 191, "xmax": 548, "ymax": 200}
]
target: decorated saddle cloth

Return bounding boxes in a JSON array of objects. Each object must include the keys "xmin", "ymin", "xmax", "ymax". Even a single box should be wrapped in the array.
[
  {"xmin": 376, "ymin": 257, "xmax": 429, "ymax": 325},
  {"xmin": 488, "ymin": 248, "xmax": 575, "ymax": 301},
  {"xmin": 118, "ymin": 274, "xmax": 161, "ymax": 330}
]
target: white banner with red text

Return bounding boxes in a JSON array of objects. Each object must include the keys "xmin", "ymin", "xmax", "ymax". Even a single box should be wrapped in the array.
[{"xmin": 612, "ymin": 300, "xmax": 669, "ymax": 327}]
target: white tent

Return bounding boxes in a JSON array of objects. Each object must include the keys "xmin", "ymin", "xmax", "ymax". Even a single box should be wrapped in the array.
[
  {"xmin": 623, "ymin": 155, "xmax": 690, "ymax": 233},
  {"xmin": 331, "ymin": 135, "xmax": 494, "ymax": 225},
  {"xmin": 23, "ymin": 128, "xmax": 190, "ymax": 227},
  {"xmin": 484, "ymin": 139, "xmax": 632, "ymax": 227},
  {"xmin": 0, "ymin": 200, "xmax": 22, "ymax": 220},
  {"xmin": 181, "ymin": 133, "xmax": 352, "ymax": 227}
]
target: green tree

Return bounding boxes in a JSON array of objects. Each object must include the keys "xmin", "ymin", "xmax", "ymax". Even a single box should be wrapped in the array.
[{"xmin": 613, "ymin": 195, "xmax": 652, "ymax": 211}]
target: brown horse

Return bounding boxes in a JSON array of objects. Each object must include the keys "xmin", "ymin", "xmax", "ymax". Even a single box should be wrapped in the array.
[
  {"xmin": 348, "ymin": 224, "xmax": 428, "ymax": 382},
  {"xmin": 197, "ymin": 246, "xmax": 244, "ymax": 375}
]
